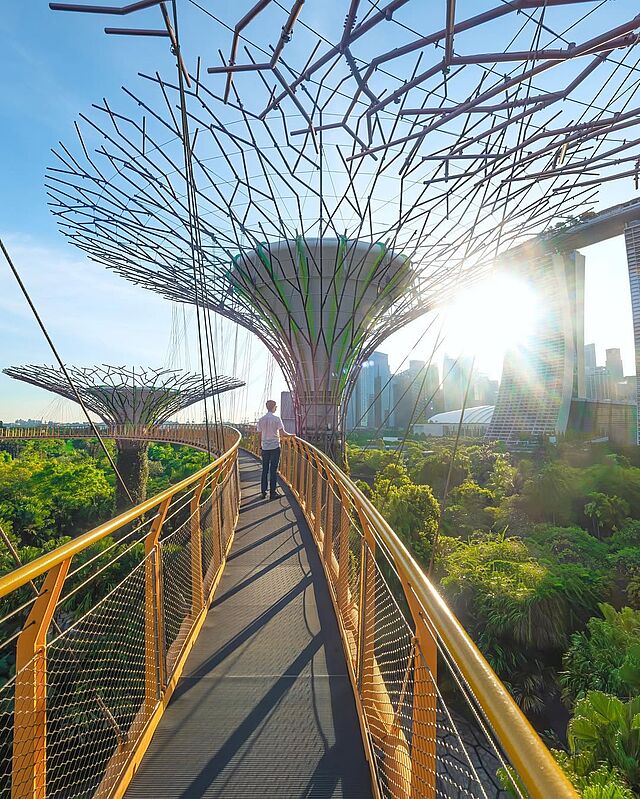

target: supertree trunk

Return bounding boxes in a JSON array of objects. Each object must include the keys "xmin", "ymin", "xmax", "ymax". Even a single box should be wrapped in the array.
[
  {"xmin": 115, "ymin": 439, "xmax": 149, "ymax": 512},
  {"xmin": 293, "ymin": 393, "xmax": 345, "ymax": 465}
]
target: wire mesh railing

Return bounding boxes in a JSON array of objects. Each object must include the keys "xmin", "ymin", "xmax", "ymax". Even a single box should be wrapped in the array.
[
  {"xmin": 0, "ymin": 423, "xmax": 226, "ymax": 452},
  {"xmin": 0, "ymin": 425, "xmax": 240, "ymax": 799},
  {"xmin": 243, "ymin": 431, "xmax": 577, "ymax": 799}
]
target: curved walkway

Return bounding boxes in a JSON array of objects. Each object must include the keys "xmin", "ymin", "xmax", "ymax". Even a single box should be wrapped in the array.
[{"xmin": 124, "ymin": 451, "xmax": 372, "ymax": 798}]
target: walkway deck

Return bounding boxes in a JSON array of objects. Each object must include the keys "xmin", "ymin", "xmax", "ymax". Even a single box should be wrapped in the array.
[{"xmin": 125, "ymin": 452, "xmax": 373, "ymax": 798}]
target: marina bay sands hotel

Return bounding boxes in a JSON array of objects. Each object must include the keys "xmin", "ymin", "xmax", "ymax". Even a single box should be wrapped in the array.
[{"xmin": 487, "ymin": 198, "xmax": 640, "ymax": 446}]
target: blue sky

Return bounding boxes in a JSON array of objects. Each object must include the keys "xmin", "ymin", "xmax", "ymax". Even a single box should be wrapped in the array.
[
  {"xmin": 0, "ymin": 2, "xmax": 280, "ymax": 422},
  {"xmin": 0, "ymin": 2, "xmax": 637, "ymax": 422}
]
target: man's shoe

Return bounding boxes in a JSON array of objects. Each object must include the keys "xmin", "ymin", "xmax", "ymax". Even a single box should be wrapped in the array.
[
  {"xmin": 261, "ymin": 492, "xmax": 267, "ymax": 500},
  {"xmin": 270, "ymin": 490, "xmax": 282, "ymax": 500}
]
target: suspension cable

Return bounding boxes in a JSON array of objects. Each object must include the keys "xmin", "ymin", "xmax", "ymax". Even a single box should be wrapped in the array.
[
  {"xmin": 427, "ymin": 354, "xmax": 476, "ymax": 577},
  {"xmin": 0, "ymin": 237, "xmax": 135, "ymax": 504}
]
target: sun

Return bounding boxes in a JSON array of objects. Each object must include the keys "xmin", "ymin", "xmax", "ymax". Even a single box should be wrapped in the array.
[{"xmin": 444, "ymin": 274, "xmax": 539, "ymax": 371}]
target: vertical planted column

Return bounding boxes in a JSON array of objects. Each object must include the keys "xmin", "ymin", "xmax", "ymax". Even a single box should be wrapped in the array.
[{"xmin": 115, "ymin": 439, "xmax": 149, "ymax": 513}]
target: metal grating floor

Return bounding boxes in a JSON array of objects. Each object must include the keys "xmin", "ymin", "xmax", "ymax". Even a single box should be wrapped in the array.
[{"xmin": 125, "ymin": 452, "xmax": 373, "ymax": 798}]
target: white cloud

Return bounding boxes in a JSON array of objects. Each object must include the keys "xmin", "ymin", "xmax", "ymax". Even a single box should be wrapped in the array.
[{"xmin": 0, "ymin": 233, "xmax": 284, "ymax": 422}]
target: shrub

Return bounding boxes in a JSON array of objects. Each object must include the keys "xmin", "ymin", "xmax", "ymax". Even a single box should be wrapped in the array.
[{"xmin": 561, "ymin": 604, "xmax": 640, "ymax": 703}]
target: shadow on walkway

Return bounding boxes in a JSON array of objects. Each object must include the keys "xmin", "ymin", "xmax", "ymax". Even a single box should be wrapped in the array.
[{"xmin": 125, "ymin": 451, "xmax": 372, "ymax": 799}]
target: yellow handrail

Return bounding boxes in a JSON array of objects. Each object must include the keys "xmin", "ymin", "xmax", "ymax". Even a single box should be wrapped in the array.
[
  {"xmin": 0, "ymin": 426, "xmax": 577, "ymax": 799},
  {"xmin": 244, "ymin": 432, "xmax": 577, "ymax": 799}
]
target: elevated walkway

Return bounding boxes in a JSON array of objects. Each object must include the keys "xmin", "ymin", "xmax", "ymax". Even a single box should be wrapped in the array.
[
  {"xmin": 124, "ymin": 452, "xmax": 372, "ymax": 798},
  {"xmin": 0, "ymin": 426, "xmax": 578, "ymax": 799}
]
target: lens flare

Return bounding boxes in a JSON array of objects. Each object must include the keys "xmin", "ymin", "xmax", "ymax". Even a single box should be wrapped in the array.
[{"xmin": 444, "ymin": 275, "xmax": 539, "ymax": 366}]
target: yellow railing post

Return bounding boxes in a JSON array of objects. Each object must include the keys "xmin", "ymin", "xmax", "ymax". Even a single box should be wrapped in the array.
[
  {"xmin": 323, "ymin": 471, "xmax": 335, "ymax": 566},
  {"xmin": 282, "ymin": 439, "xmax": 289, "ymax": 483},
  {"xmin": 297, "ymin": 441, "xmax": 304, "ymax": 500},
  {"xmin": 412, "ymin": 635, "xmax": 438, "ymax": 799},
  {"xmin": 297, "ymin": 444, "xmax": 304, "ymax": 503},
  {"xmin": 355, "ymin": 514, "xmax": 376, "ymax": 706},
  {"xmin": 144, "ymin": 497, "xmax": 170, "ymax": 709},
  {"xmin": 305, "ymin": 454, "xmax": 313, "ymax": 513},
  {"xmin": 234, "ymin": 453, "xmax": 241, "ymax": 512},
  {"xmin": 212, "ymin": 473, "xmax": 223, "ymax": 574},
  {"xmin": 399, "ymin": 576, "xmax": 438, "ymax": 799},
  {"xmin": 12, "ymin": 558, "xmax": 71, "ymax": 799},
  {"xmin": 292, "ymin": 439, "xmax": 302, "ymax": 499},
  {"xmin": 336, "ymin": 479, "xmax": 352, "ymax": 619},
  {"xmin": 190, "ymin": 475, "xmax": 207, "ymax": 617},
  {"xmin": 313, "ymin": 456, "xmax": 322, "ymax": 542}
]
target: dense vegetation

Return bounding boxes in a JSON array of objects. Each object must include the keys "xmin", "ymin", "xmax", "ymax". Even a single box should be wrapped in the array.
[
  {"xmin": 1, "ymin": 435, "xmax": 638, "ymax": 794},
  {"xmin": 0, "ymin": 439, "xmax": 209, "ymax": 545},
  {"xmin": 348, "ymin": 437, "xmax": 640, "ymax": 798}
]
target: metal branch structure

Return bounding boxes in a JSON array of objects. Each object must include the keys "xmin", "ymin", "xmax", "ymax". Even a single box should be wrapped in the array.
[
  {"xmin": 45, "ymin": 1, "xmax": 640, "ymax": 454},
  {"xmin": 3, "ymin": 364, "xmax": 244, "ymax": 508}
]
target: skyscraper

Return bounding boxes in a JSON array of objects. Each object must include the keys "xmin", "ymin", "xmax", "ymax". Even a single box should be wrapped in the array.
[
  {"xmin": 442, "ymin": 355, "xmax": 474, "ymax": 411},
  {"xmin": 390, "ymin": 360, "xmax": 441, "ymax": 431},
  {"xmin": 584, "ymin": 343, "xmax": 597, "ymax": 375},
  {"xmin": 488, "ymin": 248, "xmax": 585, "ymax": 442},
  {"xmin": 606, "ymin": 348, "xmax": 624, "ymax": 381},
  {"xmin": 584, "ymin": 343, "xmax": 597, "ymax": 400},
  {"xmin": 626, "ymin": 221, "xmax": 640, "ymax": 443},
  {"xmin": 346, "ymin": 352, "xmax": 392, "ymax": 431}
]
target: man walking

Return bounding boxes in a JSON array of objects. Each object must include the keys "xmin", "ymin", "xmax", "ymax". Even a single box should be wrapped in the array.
[{"xmin": 256, "ymin": 399, "xmax": 291, "ymax": 499}]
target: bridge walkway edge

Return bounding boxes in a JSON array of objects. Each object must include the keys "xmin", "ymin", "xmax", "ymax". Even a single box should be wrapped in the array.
[{"xmin": 124, "ymin": 450, "xmax": 373, "ymax": 798}]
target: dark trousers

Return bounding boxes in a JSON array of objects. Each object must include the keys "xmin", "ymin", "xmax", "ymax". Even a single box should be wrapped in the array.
[{"xmin": 261, "ymin": 447, "xmax": 280, "ymax": 496}]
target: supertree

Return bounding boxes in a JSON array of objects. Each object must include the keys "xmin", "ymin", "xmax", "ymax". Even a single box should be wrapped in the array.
[
  {"xmin": 45, "ymin": 0, "xmax": 640, "ymax": 455},
  {"xmin": 3, "ymin": 365, "xmax": 244, "ymax": 510}
]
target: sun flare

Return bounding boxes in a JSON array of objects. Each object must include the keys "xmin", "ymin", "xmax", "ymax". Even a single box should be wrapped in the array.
[{"xmin": 444, "ymin": 275, "xmax": 539, "ymax": 366}]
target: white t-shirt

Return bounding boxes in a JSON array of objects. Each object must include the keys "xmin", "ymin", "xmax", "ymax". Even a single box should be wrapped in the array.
[{"xmin": 256, "ymin": 412, "xmax": 285, "ymax": 450}]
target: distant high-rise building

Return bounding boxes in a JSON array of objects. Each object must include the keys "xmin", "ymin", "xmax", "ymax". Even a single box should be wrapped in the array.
[
  {"xmin": 613, "ymin": 376, "xmax": 637, "ymax": 403},
  {"xmin": 442, "ymin": 355, "xmax": 473, "ymax": 411},
  {"xmin": 346, "ymin": 351, "xmax": 392, "ymax": 431},
  {"xmin": 606, "ymin": 348, "xmax": 624, "ymax": 381},
  {"xmin": 472, "ymin": 373, "xmax": 499, "ymax": 406},
  {"xmin": 584, "ymin": 344, "xmax": 597, "ymax": 400},
  {"xmin": 390, "ymin": 360, "xmax": 441, "ymax": 431},
  {"xmin": 625, "ymin": 220, "xmax": 640, "ymax": 444},
  {"xmin": 586, "ymin": 366, "xmax": 612, "ymax": 401},
  {"xmin": 584, "ymin": 343, "xmax": 597, "ymax": 401},
  {"xmin": 488, "ymin": 249, "xmax": 585, "ymax": 442}
]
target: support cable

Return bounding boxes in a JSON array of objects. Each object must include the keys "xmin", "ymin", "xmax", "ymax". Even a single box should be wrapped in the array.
[
  {"xmin": 427, "ymin": 353, "xmax": 476, "ymax": 577},
  {"xmin": 0, "ymin": 237, "xmax": 135, "ymax": 505},
  {"xmin": 167, "ymin": 0, "xmax": 216, "ymax": 455}
]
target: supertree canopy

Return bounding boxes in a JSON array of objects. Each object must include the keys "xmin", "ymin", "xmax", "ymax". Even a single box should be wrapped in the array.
[
  {"xmin": 3, "ymin": 365, "xmax": 244, "ymax": 509},
  {"xmin": 45, "ymin": 0, "xmax": 640, "ymax": 453}
]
